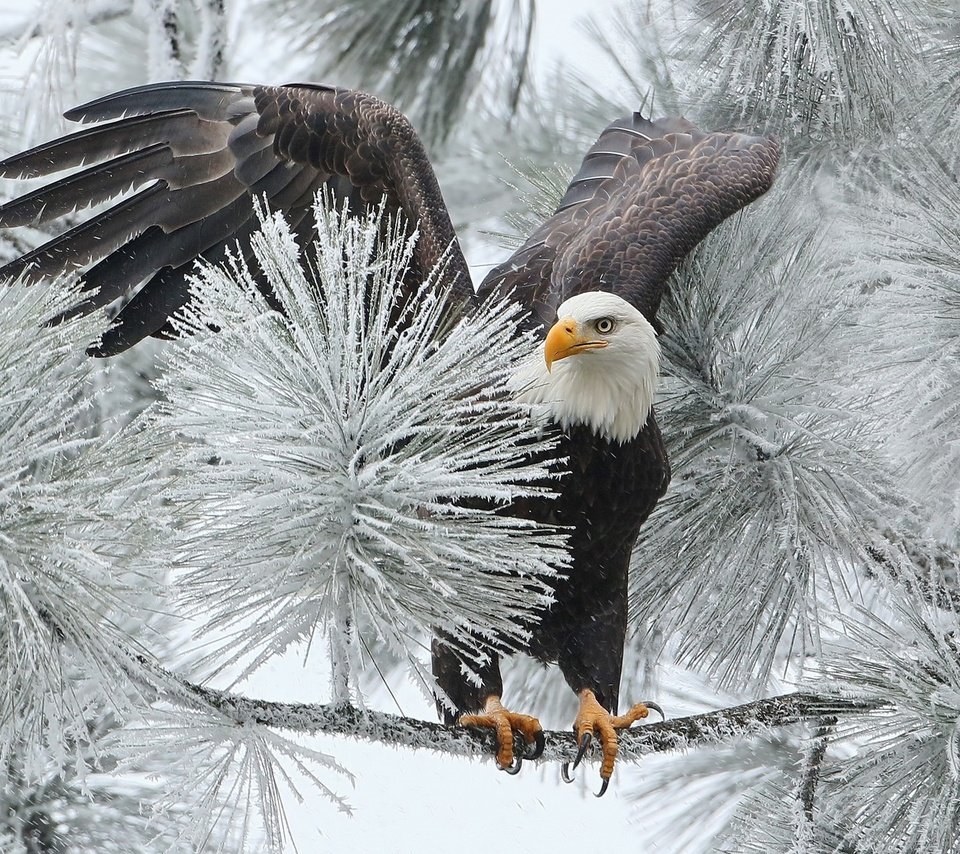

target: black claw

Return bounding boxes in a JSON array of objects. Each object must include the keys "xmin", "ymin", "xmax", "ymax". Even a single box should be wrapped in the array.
[
  {"xmin": 595, "ymin": 778, "xmax": 610, "ymax": 798},
  {"xmin": 643, "ymin": 700, "xmax": 665, "ymax": 721},
  {"xmin": 572, "ymin": 731, "xmax": 592, "ymax": 771},
  {"xmin": 561, "ymin": 761, "xmax": 575, "ymax": 783},
  {"xmin": 501, "ymin": 753, "xmax": 522, "ymax": 775},
  {"xmin": 523, "ymin": 730, "xmax": 545, "ymax": 760}
]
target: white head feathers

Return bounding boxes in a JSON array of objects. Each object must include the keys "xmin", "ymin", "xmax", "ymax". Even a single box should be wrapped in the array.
[{"xmin": 511, "ymin": 291, "xmax": 660, "ymax": 444}]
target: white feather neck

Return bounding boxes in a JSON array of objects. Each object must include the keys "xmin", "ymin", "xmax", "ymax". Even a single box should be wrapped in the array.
[{"xmin": 511, "ymin": 293, "xmax": 660, "ymax": 444}]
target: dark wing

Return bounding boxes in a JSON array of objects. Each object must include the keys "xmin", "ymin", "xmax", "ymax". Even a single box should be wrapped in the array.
[
  {"xmin": 0, "ymin": 82, "xmax": 472, "ymax": 355},
  {"xmin": 478, "ymin": 113, "xmax": 780, "ymax": 330}
]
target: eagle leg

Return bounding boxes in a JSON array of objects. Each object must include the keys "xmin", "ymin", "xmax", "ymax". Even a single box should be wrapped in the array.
[
  {"xmin": 561, "ymin": 688, "xmax": 664, "ymax": 797},
  {"xmin": 459, "ymin": 694, "xmax": 545, "ymax": 773}
]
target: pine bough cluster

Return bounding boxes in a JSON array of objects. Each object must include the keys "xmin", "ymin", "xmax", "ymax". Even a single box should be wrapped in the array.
[
  {"xmin": 141, "ymin": 199, "xmax": 565, "ymax": 697},
  {"xmin": 1, "ymin": 197, "xmax": 569, "ymax": 850},
  {"xmin": 0, "ymin": 280, "xmax": 185, "ymax": 851}
]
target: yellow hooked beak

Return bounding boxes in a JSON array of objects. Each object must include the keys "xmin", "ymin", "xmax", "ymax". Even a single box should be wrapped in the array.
[{"xmin": 544, "ymin": 316, "xmax": 608, "ymax": 372}]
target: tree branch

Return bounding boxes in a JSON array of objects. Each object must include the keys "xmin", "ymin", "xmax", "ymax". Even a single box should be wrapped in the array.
[
  {"xmin": 146, "ymin": 661, "xmax": 883, "ymax": 766},
  {"xmin": 147, "ymin": 0, "xmax": 181, "ymax": 77},
  {"xmin": 197, "ymin": 0, "xmax": 226, "ymax": 81},
  {"xmin": 796, "ymin": 716, "xmax": 836, "ymax": 822}
]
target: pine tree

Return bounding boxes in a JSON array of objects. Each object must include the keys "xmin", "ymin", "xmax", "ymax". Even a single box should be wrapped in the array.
[{"xmin": 1, "ymin": 0, "xmax": 960, "ymax": 851}]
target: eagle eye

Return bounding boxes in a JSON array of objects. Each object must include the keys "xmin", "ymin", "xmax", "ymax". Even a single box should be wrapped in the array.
[{"xmin": 595, "ymin": 317, "xmax": 615, "ymax": 334}]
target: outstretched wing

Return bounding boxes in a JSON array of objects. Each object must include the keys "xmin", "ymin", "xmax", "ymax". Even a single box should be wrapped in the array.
[
  {"xmin": 478, "ymin": 113, "xmax": 780, "ymax": 330},
  {"xmin": 0, "ymin": 82, "xmax": 472, "ymax": 355}
]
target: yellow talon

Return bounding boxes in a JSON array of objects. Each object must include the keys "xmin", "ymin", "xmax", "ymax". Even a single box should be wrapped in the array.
[
  {"xmin": 460, "ymin": 695, "xmax": 545, "ymax": 772},
  {"xmin": 564, "ymin": 689, "xmax": 663, "ymax": 794}
]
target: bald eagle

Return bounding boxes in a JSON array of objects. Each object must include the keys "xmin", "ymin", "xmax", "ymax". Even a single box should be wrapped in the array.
[{"xmin": 0, "ymin": 83, "xmax": 779, "ymax": 794}]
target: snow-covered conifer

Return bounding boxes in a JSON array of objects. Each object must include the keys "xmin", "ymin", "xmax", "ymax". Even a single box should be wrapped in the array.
[
  {"xmin": 128, "ymin": 197, "xmax": 565, "ymax": 703},
  {"xmin": 0, "ymin": 280, "xmax": 188, "ymax": 850},
  {"xmin": 0, "ymin": 280, "xmax": 144, "ymax": 749},
  {"xmin": 815, "ymin": 595, "xmax": 960, "ymax": 852}
]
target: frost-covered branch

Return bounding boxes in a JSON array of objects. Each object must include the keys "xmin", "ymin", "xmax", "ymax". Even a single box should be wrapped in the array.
[
  {"xmin": 796, "ymin": 718, "xmax": 835, "ymax": 823},
  {"xmin": 629, "ymin": 168, "xmax": 915, "ymax": 690},
  {"xmin": 138, "ymin": 662, "xmax": 882, "ymax": 765},
  {"xmin": 145, "ymin": 0, "xmax": 182, "ymax": 77},
  {"xmin": 817, "ymin": 595, "xmax": 960, "ymax": 851},
  {"xmin": 195, "ymin": 0, "xmax": 226, "ymax": 80},
  {"xmin": 677, "ymin": 0, "xmax": 936, "ymax": 148},
  {"xmin": 865, "ymin": 536, "xmax": 960, "ymax": 607},
  {"xmin": 0, "ymin": 277, "xmax": 198, "ymax": 848},
  {"xmin": 128, "ymin": 198, "xmax": 567, "ymax": 704}
]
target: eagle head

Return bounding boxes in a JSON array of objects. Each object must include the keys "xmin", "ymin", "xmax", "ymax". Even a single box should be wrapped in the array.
[{"xmin": 513, "ymin": 291, "xmax": 660, "ymax": 444}]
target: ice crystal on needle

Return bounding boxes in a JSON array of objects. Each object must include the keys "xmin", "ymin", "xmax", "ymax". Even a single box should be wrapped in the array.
[
  {"xmin": 141, "ymin": 197, "xmax": 566, "ymax": 695},
  {"xmin": 0, "ymin": 279, "xmax": 146, "ymax": 753}
]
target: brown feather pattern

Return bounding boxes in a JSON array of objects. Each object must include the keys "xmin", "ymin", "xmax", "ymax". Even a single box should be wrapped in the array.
[
  {"xmin": 0, "ymin": 81, "xmax": 474, "ymax": 352},
  {"xmin": 479, "ymin": 113, "xmax": 779, "ymax": 329}
]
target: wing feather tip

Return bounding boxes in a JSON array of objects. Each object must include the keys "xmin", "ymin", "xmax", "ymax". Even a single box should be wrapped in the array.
[{"xmin": 64, "ymin": 81, "xmax": 245, "ymax": 122}]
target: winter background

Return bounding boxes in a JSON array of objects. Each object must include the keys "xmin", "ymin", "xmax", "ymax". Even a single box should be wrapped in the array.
[{"xmin": 1, "ymin": 0, "xmax": 959, "ymax": 852}]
